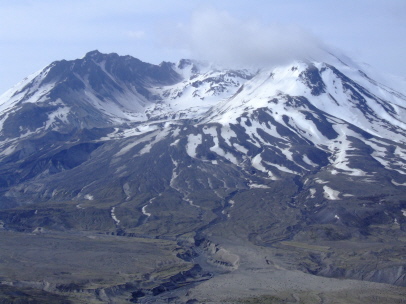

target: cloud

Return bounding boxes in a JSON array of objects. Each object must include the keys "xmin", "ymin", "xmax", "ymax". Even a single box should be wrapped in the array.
[
  {"xmin": 179, "ymin": 9, "xmax": 326, "ymax": 68},
  {"xmin": 127, "ymin": 30, "xmax": 146, "ymax": 39}
]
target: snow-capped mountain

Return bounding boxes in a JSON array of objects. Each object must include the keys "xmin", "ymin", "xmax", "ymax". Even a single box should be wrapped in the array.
[{"xmin": 0, "ymin": 50, "xmax": 405, "ymax": 293}]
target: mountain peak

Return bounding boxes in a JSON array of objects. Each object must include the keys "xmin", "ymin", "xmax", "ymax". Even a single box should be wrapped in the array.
[
  {"xmin": 84, "ymin": 49, "xmax": 103, "ymax": 58},
  {"xmin": 82, "ymin": 50, "xmax": 123, "ymax": 63}
]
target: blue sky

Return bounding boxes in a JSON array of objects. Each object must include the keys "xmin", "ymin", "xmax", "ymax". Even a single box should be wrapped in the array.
[{"xmin": 1, "ymin": 0, "xmax": 405, "ymax": 93}]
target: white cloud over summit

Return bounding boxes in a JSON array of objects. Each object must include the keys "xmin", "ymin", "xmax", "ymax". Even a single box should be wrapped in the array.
[{"xmin": 181, "ymin": 10, "xmax": 326, "ymax": 68}]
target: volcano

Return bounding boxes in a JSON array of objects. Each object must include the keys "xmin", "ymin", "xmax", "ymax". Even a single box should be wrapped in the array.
[{"xmin": 0, "ymin": 50, "xmax": 405, "ymax": 303}]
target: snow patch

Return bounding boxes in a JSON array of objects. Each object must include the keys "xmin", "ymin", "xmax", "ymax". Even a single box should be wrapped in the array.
[
  {"xmin": 233, "ymin": 143, "xmax": 248, "ymax": 154},
  {"xmin": 303, "ymin": 155, "xmax": 317, "ymax": 167},
  {"xmin": 170, "ymin": 158, "xmax": 179, "ymax": 188},
  {"xmin": 0, "ymin": 145, "xmax": 16, "ymax": 157},
  {"xmin": 203, "ymin": 126, "xmax": 238, "ymax": 164},
  {"xmin": 263, "ymin": 160, "xmax": 300, "ymax": 175},
  {"xmin": 249, "ymin": 183, "xmax": 270, "ymax": 189},
  {"xmin": 142, "ymin": 205, "xmax": 151, "ymax": 217},
  {"xmin": 45, "ymin": 105, "xmax": 70, "ymax": 130},
  {"xmin": 171, "ymin": 127, "xmax": 181, "ymax": 138},
  {"xmin": 323, "ymin": 186, "xmax": 341, "ymax": 200},
  {"xmin": 170, "ymin": 139, "xmax": 180, "ymax": 146},
  {"xmin": 220, "ymin": 125, "xmax": 237, "ymax": 146},
  {"xmin": 391, "ymin": 180, "xmax": 406, "ymax": 186},
  {"xmin": 308, "ymin": 188, "xmax": 316, "ymax": 199},
  {"xmin": 84, "ymin": 194, "xmax": 94, "ymax": 200},
  {"xmin": 186, "ymin": 133, "xmax": 202, "ymax": 158},
  {"xmin": 111, "ymin": 207, "xmax": 120, "ymax": 225},
  {"xmin": 251, "ymin": 153, "xmax": 278, "ymax": 179}
]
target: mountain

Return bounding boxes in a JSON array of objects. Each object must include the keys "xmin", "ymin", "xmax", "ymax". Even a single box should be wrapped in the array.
[{"xmin": 0, "ymin": 50, "xmax": 405, "ymax": 303}]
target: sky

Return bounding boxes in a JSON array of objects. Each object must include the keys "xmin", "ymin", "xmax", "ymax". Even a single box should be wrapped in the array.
[{"xmin": 0, "ymin": 0, "xmax": 406, "ymax": 93}]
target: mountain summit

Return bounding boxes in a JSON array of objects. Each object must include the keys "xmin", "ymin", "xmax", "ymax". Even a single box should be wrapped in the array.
[{"xmin": 0, "ymin": 50, "xmax": 405, "ymax": 302}]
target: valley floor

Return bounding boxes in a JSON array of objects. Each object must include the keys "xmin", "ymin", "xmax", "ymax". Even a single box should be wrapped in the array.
[{"xmin": 0, "ymin": 229, "xmax": 405, "ymax": 304}]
